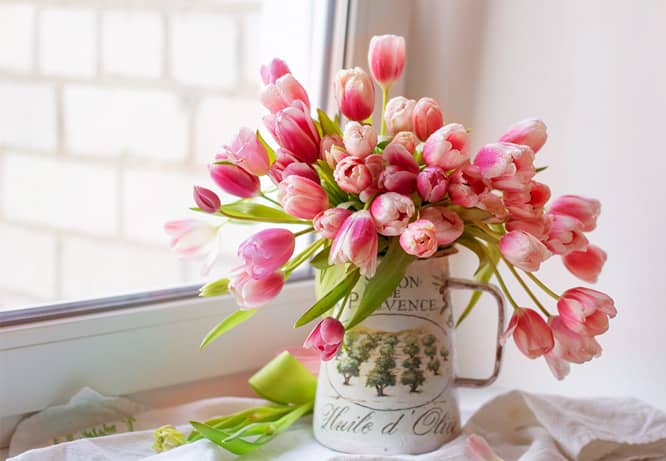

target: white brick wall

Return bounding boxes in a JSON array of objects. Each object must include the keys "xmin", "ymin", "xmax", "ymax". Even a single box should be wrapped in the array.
[
  {"xmin": 39, "ymin": 8, "xmax": 96, "ymax": 78},
  {"xmin": 0, "ymin": 4, "xmax": 34, "ymax": 72},
  {"xmin": 0, "ymin": 82, "xmax": 56, "ymax": 151}
]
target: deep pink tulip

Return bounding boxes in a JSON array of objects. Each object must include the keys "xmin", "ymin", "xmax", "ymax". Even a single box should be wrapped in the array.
[
  {"xmin": 209, "ymin": 163, "xmax": 259, "ymax": 198},
  {"xmin": 505, "ymin": 214, "xmax": 552, "ymax": 240},
  {"xmin": 562, "ymin": 244, "xmax": 607, "ymax": 283},
  {"xmin": 392, "ymin": 131, "xmax": 418, "ymax": 153},
  {"xmin": 320, "ymin": 134, "xmax": 346, "ymax": 168},
  {"xmin": 237, "ymin": 228, "xmax": 296, "ymax": 279},
  {"xmin": 260, "ymin": 58, "xmax": 290, "ymax": 85},
  {"xmin": 417, "ymin": 166, "xmax": 448, "ymax": 203},
  {"xmin": 499, "ymin": 118, "xmax": 548, "ymax": 154},
  {"xmin": 379, "ymin": 143, "xmax": 419, "ymax": 194},
  {"xmin": 400, "ymin": 219, "xmax": 439, "ymax": 258},
  {"xmin": 193, "ymin": 186, "xmax": 221, "ymax": 213},
  {"xmin": 260, "ymin": 73, "xmax": 310, "ymax": 114},
  {"xmin": 165, "ymin": 219, "xmax": 218, "ymax": 259},
  {"xmin": 499, "ymin": 230, "xmax": 552, "ymax": 272},
  {"xmin": 281, "ymin": 161, "xmax": 320, "ymax": 184},
  {"xmin": 334, "ymin": 67, "xmax": 375, "ymax": 122},
  {"xmin": 368, "ymin": 34, "xmax": 406, "ymax": 88},
  {"xmin": 448, "ymin": 164, "xmax": 490, "ymax": 208},
  {"xmin": 313, "ymin": 208, "xmax": 353, "ymax": 239},
  {"xmin": 329, "ymin": 210, "xmax": 378, "ymax": 277},
  {"xmin": 343, "ymin": 121, "xmax": 378, "ymax": 158},
  {"xmin": 422, "ymin": 123, "xmax": 470, "ymax": 171},
  {"xmin": 474, "ymin": 142, "xmax": 536, "ymax": 192},
  {"xmin": 382, "ymin": 142, "xmax": 419, "ymax": 173},
  {"xmin": 412, "ymin": 97, "xmax": 444, "ymax": 141},
  {"xmin": 369, "ymin": 192, "xmax": 416, "ymax": 236},
  {"xmin": 334, "ymin": 156, "xmax": 372, "ymax": 194},
  {"xmin": 549, "ymin": 195, "xmax": 601, "ymax": 232},
  {"xmin": 547, "ymin": 315, "xmax": 602, "ymax": 365},
  {"xmin": 500, "ymin": 308, "xmax": 554, "ymax": 359},
  {"xmin": 264, "ymin": 101, "xmax": 320, "ymax": 164},
  {"xmin": 384, "ymin": 97, "xmax": 416, "ymax": 135},
  {"xmin": 420, "ymin": 206, "xmax": 464, "ymax": 246},
  {"xmin": 218, "ymin": 127, "xmax": 270, "ymax": 176},
  {"xmin": 545, "ymin": 213, "xmax": 589, "ymax": 255},
  {"xmin": 229, "ymin": 267, "xmax": 284, "ymax": 309},
  {"xmin": 557, "ymin": 287, "xmax": 617, "ymax": 337},
  {"xmin": 268, "ymin": 148, "xmax": 300, "ymax": 184},
  {"xmin": 303, "ymin": 317, "xmax": 345, "ymax": 361},
  {"xmin": 277, "ymin": 175, "xmax": 329, "ymax": 219}
]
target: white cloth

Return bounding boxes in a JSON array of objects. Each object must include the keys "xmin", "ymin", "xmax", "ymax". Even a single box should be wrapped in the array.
[{"xmin": 7, "ymin": 389, "xmax": 666, "ymax": 461}]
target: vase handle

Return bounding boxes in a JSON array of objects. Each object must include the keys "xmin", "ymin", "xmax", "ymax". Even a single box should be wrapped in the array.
[{"xmin": 445, "ymin": 278, "xmax": 505, "ymax": 388}]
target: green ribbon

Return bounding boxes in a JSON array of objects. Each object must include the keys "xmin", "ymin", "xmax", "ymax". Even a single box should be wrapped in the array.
[{"xmin": 248, "ymin": 351, "xmax": 317, "ymax": 405}]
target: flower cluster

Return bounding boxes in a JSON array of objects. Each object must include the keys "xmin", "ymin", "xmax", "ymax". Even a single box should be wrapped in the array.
[{"xmin": 166, "ymin": 34, "xmax": 615, "ymax": 380}]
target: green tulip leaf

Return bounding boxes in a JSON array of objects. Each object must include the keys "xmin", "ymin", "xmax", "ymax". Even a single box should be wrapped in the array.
[
  {"xmin": 317, "ymin": 109, "xmax": 342, "ymax": 136},
  {"xmin": 189, "ymin": 421, "xmax": 257, "ymax": 454},
  {"xmin": 310, "ymin": 245, "xmax": 332, "ymax": 270},
  {"xmin": 220, "ymin": 201, "xmax": 310, "ymax": 224},
  {"xmin": 294, "ymin": 268, "xmax": 360, "ymax": 327},
  {"xmin": 256, "ymin": 130, "xmax": 276, "ymax": 164},
  {"xmin": 200, "ymin": 309, "xmax": 256, "ymax": 349},
  {"xmin": 248, "ymin": 351, "xmax": 317, "ymax": 404}
]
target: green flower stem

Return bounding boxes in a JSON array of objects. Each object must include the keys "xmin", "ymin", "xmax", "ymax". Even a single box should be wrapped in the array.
[
  {"xmin": 259, "ymin": 192, "xmax": 280, "ymax": 207},
  {"xmin": 525, "ymin": 272, "xmax": 561, "ymax": 301},
  {"xmin": 491, "ymin": 267, "xmax": 520, "ymax": 310},
  {"xmin": 380, "ymin": 86, "xmax": 389, "ymax": 136},
  {"xmin": 282, "ymin": 239, "xmax": 326, "ymax": 277},
  {"xmin": 502, "ymin": 257, "xmax": 551, "ymax": 317},
  {"xmin": 475, "ymin": 221, "xmax": 504, "ymax": 240},
  {"xmin": 294, "ymin": 227, "xmax": 314, "ymax": 238},
  {"xmin": 335, "ymin": 289, "xmax": 352, "ymax": 320},
  {"xmin": 465, "ymin": 225, "xmax": 499, "ymax": 244}
]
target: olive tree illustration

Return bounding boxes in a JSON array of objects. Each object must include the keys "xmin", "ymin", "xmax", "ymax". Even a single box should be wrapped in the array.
[
  {"xmin": 440, "ymin": 346, "xmax": 449, "ymax": 362},
  {"xmin": 336, "ymin": 332, "xmax": 361, "ymax": 385},
  {"xmin": 400, "ymin": 335, "xmax": 425, "ymax": 393},
  {"xmin": 423, "ymin": 334, "xmax": 441, "ymax": 375},
  {"xmin": 366, "ymin": 343, "xmax": 397, "ymax": 397}
]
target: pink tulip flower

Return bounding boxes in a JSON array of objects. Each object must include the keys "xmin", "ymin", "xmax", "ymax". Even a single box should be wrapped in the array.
[
  {"xmin": 562, "ymin": 244, "xmax": 607, "ymax": 283},
  {"xmin": 368, "ymin": 34, "xmax": 406, "ymax": 88},
  {"xmin": 209, "ymin": 163, "xmax": 260, "ymax": 198},
  {"xmin": 343, "ymin": 121, "xmax": 378, "ymax": 158},
  {"xmin": 303, "ymin": 317, "xmax": 345, "ymax": 361},
  {"xmin": 557, "ymin": 287, "xmax": 617, "ymax": 336},
  {"xmin": 382, "ymin": 142, "xmax": 419, "ymax": 173},
  {"xmin": 391, "ymin": 131, "xmax": 418, "ymax": 153},
  {"xmin": 264, "ymin": 101, "xmax": 320, "ymax": 164},
  {"xmin": 417, "ymin": 166, "xmax": 448, "ymax": 203},
  {"xmin": 260, "ymin": 73, "xmax": 310, "ymax": 114},
  {"xmin": 474, "ymin": 142, "xmax": 536, "ymax": 192},
  {"xmin": 218, "ymin": 127, "xmax": 270, "ymax": 176},
  {"xmin": 277, "ymin": 175, "xmax": 329, "ymax": 219},
  {"xmin": 379, "ymin": 143, "xmax": 419, "ymax": 195},
  {"xmin": 369, "ymin": 192, "xmax": 416, "ymax": 236},
  {"xmin": 448, "ymin": 164, "xmax": 490, "ymax": 208},
  {"xmin": 193, "ymin": 186, "xmax": 221, "ymax": 213},
  {"xmin": 545, "ymin": 213, "xmax": 589, "ymax": 255},
  {"xmin": 412, "ymin": 97, "xmax": 444, "ymax": 141},
  {"xmin": 422, "ymin": 123, "xmax": 470, "ymax": 171},
  {"xmin": 359, "ymin": 153, "xmax": 386, "ymax": 202},
  {"xmin": 420, "ymin": 206, "xmax": 464, "ymax": 246},
  {"xmin": 400, "ymin": 219, "xmax": 439, "ymax": 258},
  {"xmin": 547, "ymin": 315, "xmax": 602, "ymax": 364},
  {"xmin": 500, "ymin": 308, "xmax": 554, "ymax": 359},
  {"xmin": 229, "ymin": 267, "xmax": 284, "ymax": 309},
  {"xmin": 260, "ymin": 58, "xmax": 290, "ymax": 85},
  {"xmin": 499, "ymin": 230, "xmax": 552, "ymax": 272},
  {"xmin": 499, "ymin": 118, "xmax": 548, "ymax": 154},
  {"xmin": 334, "ymin": 67, "xmax": 375, "ymax": 122},
  {"xmin": 504, "ymin": 181, "xmax": 551, "ymax": 221},
  {"xmin": 281, "ymin": 161, "xmax": 320, "ymax": 184},
  {"xmin": 237, "ymin": 228, "xmax": 296, "ymax": 279},
  {"xmin": 384, "ymin": 96, "xmax": 416, "ymax": 135},
  {"xmin": 334, "ymin": 156, "xmax": 372, "ymax": 194},
  {"xmin": 313, "ymin": 208, "xmax": 353, "ymax": 239},
  {"xmin": 466, "ymin": 434, "xmax": 503, "ymax": 461},
  {"xmin": 320, "ymin": 134, "xmax": 345, "ymax": 167},
  {"xmin": 165, "ymin": 219, "xmax": 218, "ymax": 259},
  {"xmin": 505, "ymin": 214, "xmax": 552, "ymax": 241},
  {"xmin": 329, "ymin": 210, "xmax": 378, "ymax": 277},
  {"xmin": 549, "ymin": 195, "xmax": 601, "ymax": 232}
]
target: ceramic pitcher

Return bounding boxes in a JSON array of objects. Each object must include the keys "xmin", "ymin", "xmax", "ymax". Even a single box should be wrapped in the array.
[{"xmin": 312, "ymin": 255, "xmax": 505, "ymax": 455}]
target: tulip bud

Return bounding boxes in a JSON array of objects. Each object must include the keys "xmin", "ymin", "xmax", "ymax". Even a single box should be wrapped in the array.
[
  {"xmin": 416, "ymin": 167, "xmax": 448, "ymax": 203},
  {"xmin": 313, "ymin": 208, "xmax": 353, "ymax": 239},
  {"xmin": 420, "ymin": 206, "xmax": 464, "ymax": 246},
  {"xmin": 334, "ymin": 67, "xmax": 375, "ymax": 122},
  {"xmin": 384, "ymin": 96, "xmax": 415, "ymax": 135},
  {"xmin": 499, "ymin": 230, "xmax": 552, "ymax": 272},
  {"xmin": 369, "ymin": 192, "xmax": 416, "ymax": 236},
  {"xmin": 412, "ymin": 97, "xmax": 444, "ymax": 141},
  {"xmin": 474, "ymin": 142, "xmax": 535, "ymax": 192},
  {"xmin": 500, "ymin": 308, "xmax": 554, "ymax": 359},
  {"xmin": 368, "ymin": 34, "xmax": 406, "ymax": 88},
  {"xmin": 562, "ymin": 244, "xmax": 607, "ymax": 283},
  {"xmin": 238, "ymin": 228, "xmax": 296, "ymax": 279},
  {"xmin": 544, "ymin": 213, "xmax": 589, "ymax": 255},
  {"xmin": 209, "ymin": 163, "xmax": 260, "ymax": 198},
  {"xmin": 229, "ymin": 268, "xmax": 284, "ymax": 309},
  {"xmin": 505, "ymin": 215, "xmax": 552, "ymax": 241},
  {"xmin": 304, "ymin": 317, "xmax": 345, "ymax": 361},
  {"xmin": 260, "ymin": 58, "xmax": 290, "ymax": 84},
  {"xmin": 329, "ymin": 210, "xmax": 378, "ymax": 277},
  {"xmin": 499, "ymin": 118, "xmax": 548, "ymax": 154},
  {"xmin": 557, "ymin": 287, "xmax": 616, "ymax": 336},
  {"xmin": 320, "ymin": 134, "xmax": 345, "ymax": 167},
  {"xmin": 277, "ymin": 175, "xmax": 329, "ymax": 219},
  {"xmin": 152, "ymin": 425, "xmax": 186, "ymax": 453},
  {"xmin": 334, "ymin": 156, "xmax": 372, "ymax": 194},
  {"xmin": 281, "ymin": 161, "xmax": 319, "ymax": 183},
  {"xmin": 193, "ymin": 186, "xmax": 221, "ymax": 213},
  {"xmin": 264, "ymin": 101, "xmax": 321, "ymax": 164},
  {"xmin": 219, "ymin": 127, "xmax": 270, "ymax": 176},
  {"xmin": 391, "ymin": 131, "xmax": 418, "ymax": 153},
  {"xmin": 422, "ymin": 123, "xmax": 470, "ymax": 170},
  {"xmin": 400, "ymin": 219, "xmax": 439, "ymax": 258},
  {"xmin": 548, "ymin": 195, "xmax": 601, "ymax": 232},
  {"xmin": 343, "ymin": 121, "xmax": 378, "ymax": 158},
  {"xmin": 260, "ymin": 73, "xmax": 310, "ymax": 114}
]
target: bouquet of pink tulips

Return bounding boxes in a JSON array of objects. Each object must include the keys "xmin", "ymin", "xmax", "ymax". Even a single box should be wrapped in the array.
[{"xmin": 162, "ymin": 33, "xmax": 616, "ymax": 454}]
